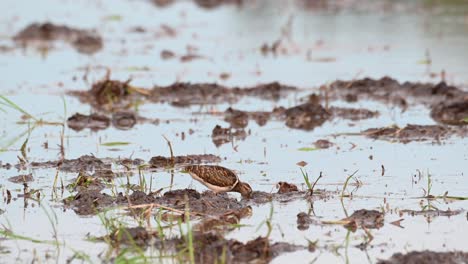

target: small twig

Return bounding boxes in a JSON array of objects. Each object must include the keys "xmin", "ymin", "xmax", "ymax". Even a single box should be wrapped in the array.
[{"xmin": 162, "ymin": 135, "xmax": 175, "ymax": 167}]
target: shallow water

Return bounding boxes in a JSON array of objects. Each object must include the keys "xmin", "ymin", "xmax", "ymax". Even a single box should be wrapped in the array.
[{"xmin": 1, "ymin": 0, "xmax": 468, "ymax": 263}]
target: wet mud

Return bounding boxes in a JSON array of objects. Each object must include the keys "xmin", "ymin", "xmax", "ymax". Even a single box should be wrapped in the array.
[
  {"xmin": 71, "ymin": 80, "xmax": 296, "ymax": 110},
  {"xmin": 13, "ymin": 22, "xmax": 102, "ymax": 54},
  {"xmin": 378, "ymin": 251, "xmax": 468, "ymax": 264},
  {"xmin": 362, "ymin": 124, "xmax": 467, "ymax": 142}
]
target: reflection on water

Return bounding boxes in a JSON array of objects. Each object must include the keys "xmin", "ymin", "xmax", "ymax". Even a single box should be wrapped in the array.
[{"xmin": 0, "ymin": 0, "xmax": 467, "ymax": 263}]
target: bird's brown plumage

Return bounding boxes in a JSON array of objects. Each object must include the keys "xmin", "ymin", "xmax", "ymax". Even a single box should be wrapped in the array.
[{"xmin": 184, "ymin": 165, "xmax": 238, "ymax": 188}]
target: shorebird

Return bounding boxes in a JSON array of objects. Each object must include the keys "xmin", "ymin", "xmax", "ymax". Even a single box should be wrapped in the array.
[{"xmin": 183, "ymin": 165, "xmax": 252, "ymax": 198}]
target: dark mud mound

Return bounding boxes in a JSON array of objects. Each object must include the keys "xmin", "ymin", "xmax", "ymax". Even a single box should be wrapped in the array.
[
  {"xmin": 64, "ymin": 189, "xmax": 244, "ymax": 216},
  {"xmin": 13, "ymin": 22, "xmax": 102, "ymax": 54},
  {"xmin": 150, "ymin": 82, "xmax": 296, "ymax": 107},
  {"xmin": 329, "ymin": 106, "xmax": 379, "ymax": 121},
  {"xmin": 31, "ymin": 155, "xmax": 111, "ymax": 172},
  {"xmin": 283, "ymin": 103, "xmax": 331, "ymax": 130},
  {"xmin": 112, "ymin": 111, "xmax": 137, "ymax": 130},
  {"xmin": 330, "ymin": 77, "xmax": 468, "ymax": 107},
  {"xmin": 149, "ymin": 154, "xmax": 221, "ymax": 168},
  {"xmin": 211, "ymin": 125, "xmax": 247, "ymax": 147},
  {"xmin": 431, "ymin": 100, "xmax": 468, "ymax": 126},
  {"xmin": 377, "ymin": 250, "xmax": 468, "ymax": 264},
  {"xmin": 362, "ymin": 124, "xmax": 464, "ymax": 143}
]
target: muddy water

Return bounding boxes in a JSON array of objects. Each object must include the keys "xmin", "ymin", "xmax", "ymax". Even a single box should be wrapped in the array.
[{"xmin": 1, "ymin": 0, "xmax": 468, "ymax": 263}]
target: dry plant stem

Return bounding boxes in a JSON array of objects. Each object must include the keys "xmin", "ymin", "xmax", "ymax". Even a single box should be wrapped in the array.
[{"xmin": 162, "ymin": 135, "xmax": 175, "ymax": 167}]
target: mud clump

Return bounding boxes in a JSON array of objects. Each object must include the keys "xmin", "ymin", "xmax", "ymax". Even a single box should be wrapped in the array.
[
  {"xmin": 284, "ymin": 102, "xmax": 331, "ymax": 130},
  {"xmin": 342, "ymin": 209, "xmax": 384, "ymax": 231},
  {"xmin": 211, "ymin": 125, "xmax": 247, "ymax": 147},
  {"xmin": 329, "ymin": 106, "xmax": 379, "ymax": 121},
  {"xmin": 430, "ymin": 100, "xmax": 468, "ymax": 126},
  {"xmin": 31, "ymin": 155, "xmax": 111, "ymax": 172},
  {"xmin": 276, "ymin": 182, "xmax": 299, "ymax": 194},
  {"xmin": 362, "ymin": 124, "xmax": 460, "ymax": 142},
  {"xmin": 377, "ymin": 251, "xmax": 468, "ymax": 264},
  {"xmin": 64, "ymin": 189, "xmax": 245, "ymax": 216},
  {"xmin": 13, "ymin": 22, "xmax": 102, "ymax": 54},
  {"xmin": 149, "ymin": 82, "xmax": 296, "ymax": 106},
  {"xmin": 149, "ymin": 154, "xmax": 221, "ymax": 168},
  {"xmin": 67, "ymin": 113, "xmax": 110, "ymax": 131},
  {"xmin": 330, "ymin": 77, "xmax": 468, "ymax": 108},
  {"xmin": 8, "ymin": 174, "xmax": 34, "ymax": 184}
]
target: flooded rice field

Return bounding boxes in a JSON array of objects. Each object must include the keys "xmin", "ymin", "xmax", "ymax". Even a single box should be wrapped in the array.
[{"xmin": 0, "ymin": 0, "xmax": 468, "ymax": 263}]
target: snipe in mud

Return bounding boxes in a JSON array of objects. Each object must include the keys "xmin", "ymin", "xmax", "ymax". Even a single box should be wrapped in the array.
[{"xmin": 183, "ymin": 165, "xmax": 252, "ymax": 198}]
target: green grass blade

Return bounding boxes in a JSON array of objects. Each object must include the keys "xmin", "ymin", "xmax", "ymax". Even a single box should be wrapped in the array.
[
  {"xmin": 101, "ymin": 141, "xmax": 131, "ymax": 147},
  {"xmin": 0, "ymin": 95, "xmax": 36, "ymax": 120}
]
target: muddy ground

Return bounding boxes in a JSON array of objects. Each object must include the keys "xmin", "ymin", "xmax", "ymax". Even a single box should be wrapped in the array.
[{"xmin": 1, "ymin": 0, "xmax": 468, "ymax": 263}]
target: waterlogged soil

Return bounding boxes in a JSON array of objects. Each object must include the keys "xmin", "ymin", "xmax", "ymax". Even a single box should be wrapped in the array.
[{"xmin": 1, "ymin": 1, "xmax": 468, "ymax": 264}]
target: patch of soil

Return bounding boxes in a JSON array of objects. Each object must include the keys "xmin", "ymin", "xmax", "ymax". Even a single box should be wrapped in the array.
[
  {"xmin": 276, "ymin": 182, "xmax": 299, "ymax": 194},
  {"xmin": 64, "ymin": 189, "xmax": 244, "ymax": 216},
  {"xmin": 8, "ymin": 174, "xmax": 34, "ymax": 184},
  {"xmin": 362, "ymin": 124, "xmax": 463, "ymax": 142},
  {"xmin": 149, "ymin": 82, "xmax": 296, "ymax": 106},
  {"xmin": 430, "ymin": 100, "xmax": 468, "ymax": 126},
  {"xmin": 30, "ymin": 155, "xmax": 111, "ymax": 172},
  {"xmin": 67, "ymin": 113, "xmax": 110, "ymax": 131},
  {"xmin": 149, "ymin": 154, "xmax": 221, "ymax": 168},
  {"xmin": 330, "ymin": 77, "xmax": 468, "ymax": 107},
  {"xmin": 13, "ymin": 22, "xmax": 102, "ymax": 54},
  {"xmin": 342, "ymin": 209, "xmax": 384, "ymax": 231},
  {"xmin": 329, "ymin": 106, "xmax": 379, "ymax": 121},
  {"xmin": 377, "ymin": 251, "xmax": 468, "ymax": 264},
  {"xmin": 283, "ymin": 102, "xmax": 331, "ymax": 130},
  {"xmin": 211, "ymin": 125, "xmax": 247, "ymax": 147}
]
